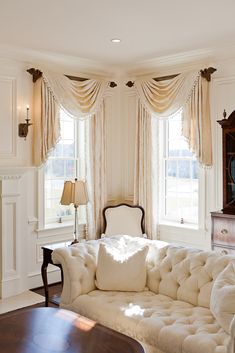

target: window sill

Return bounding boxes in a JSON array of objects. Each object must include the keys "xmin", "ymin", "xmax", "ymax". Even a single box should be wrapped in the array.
[
  {"xmin": 159, "ymin": 220, "xmax": 199, "ymax": 231},
  {"xmin": 159, "ymin": 222, "xmax": 207, "ymax": 249},
  {"xmin": 36, "ymin": 222, "xmax": 74, "ymax": 239},
  {"xmin": 37, "ymin": 221, "xmax": 73, "ymax": 232},
  {"xmin": 36, "ymin": 222, "xmax": 86, "ymax": 240}
]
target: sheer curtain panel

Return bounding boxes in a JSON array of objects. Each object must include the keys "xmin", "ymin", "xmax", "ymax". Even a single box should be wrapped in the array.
[
  {"xmin": 32, "ymin": 70, "xmax": 109, "ymax": 239},
  {"xmin": 134, "ymin": 69, "xmax": 213, "ymax": 239}
]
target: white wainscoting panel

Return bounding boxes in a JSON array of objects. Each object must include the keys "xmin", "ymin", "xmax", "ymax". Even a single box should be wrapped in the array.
[
  {"xmin": 0, "ymin": 176, "xmax": 21, "ymax": 298},
  {"xmin": 4, "ymin": 202, "xmax": 16, "ymax": 275},
  {"xmin": 0, "ymin": 76, "xmax": 16, "ymax": 158}
]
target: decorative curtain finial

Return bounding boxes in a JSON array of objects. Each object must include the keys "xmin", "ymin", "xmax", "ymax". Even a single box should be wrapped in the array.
[{"xmin": 200, "ymin": 67, "xmax": 217, "ymax": 82}]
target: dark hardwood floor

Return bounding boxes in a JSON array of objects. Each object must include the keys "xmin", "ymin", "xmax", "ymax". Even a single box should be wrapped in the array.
[
  {"xmin": 31, "ymin": 282, "xmax": 62, "ymax": 298},
  {"xmin": 0, "ymin": 283, "xmax": 62, "ymax": 319}
]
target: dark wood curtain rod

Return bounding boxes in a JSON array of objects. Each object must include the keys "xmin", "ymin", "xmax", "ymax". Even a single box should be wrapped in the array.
[
  {"xmin": 26, "ymin": 68, "xmax": 117, "ymax": 88},
  {"xmin": 125, "ymin": 67, "xmax": 217, "ymax": 88}
]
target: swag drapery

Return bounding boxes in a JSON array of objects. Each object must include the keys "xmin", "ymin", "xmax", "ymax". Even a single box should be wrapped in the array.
[
  {"xmin": 32, "ymin": 71, "xmax": 109, "ymax": 239},
  {"xmin": 134, "ymin": 69, "xmax": 213, "ymax": 238},
  {"xmin": 32, "ymin": 67, "xmax": 214, "ymax": 240}
]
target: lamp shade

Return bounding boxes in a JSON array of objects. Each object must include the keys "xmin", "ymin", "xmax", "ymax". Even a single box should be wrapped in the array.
[{"xmin": 60, "ymin": 180, "xmax": 88, "ymax": 207}]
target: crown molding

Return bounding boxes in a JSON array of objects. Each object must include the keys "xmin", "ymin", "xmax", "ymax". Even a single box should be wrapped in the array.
[
  {"xmin": 0, "ymin": 44, "xmax": 116, "ymax": 77},
  {"xmin": 125, "ymin": 44, "xmax": 235, "ymax": 77},
  {"xmin": 1, "ymin": 43, "xmax": 235, "ymax": 78}
]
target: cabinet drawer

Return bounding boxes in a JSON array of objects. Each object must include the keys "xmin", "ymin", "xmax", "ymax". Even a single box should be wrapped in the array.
[
  {"xmin": 213, "ymin": 245, "xmax": 235, "ymax": 256},
  {"xmin": 212, "ymin": 218, "xmax": 235, "ymax": 246}
]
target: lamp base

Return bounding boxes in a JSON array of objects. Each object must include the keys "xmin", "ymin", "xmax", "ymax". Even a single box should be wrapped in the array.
[{"xmin": 71, "ymin": 238, "xmax": 79, "ymax": 245}]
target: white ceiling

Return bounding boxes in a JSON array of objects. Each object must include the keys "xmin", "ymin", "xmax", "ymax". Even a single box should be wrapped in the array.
[{"xmin": 1, "ymin": 0, "xmax": 235, "ymax": 73}]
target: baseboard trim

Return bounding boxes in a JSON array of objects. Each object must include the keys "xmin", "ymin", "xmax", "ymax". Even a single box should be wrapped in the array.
[{"xmin": 27, "ymin": 269, "xmax": 61, "ymax": 291}]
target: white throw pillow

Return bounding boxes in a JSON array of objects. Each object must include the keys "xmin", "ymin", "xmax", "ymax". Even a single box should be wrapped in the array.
[
  {"xmin": 210, "ymin": 262, "xmax": 235, "ymax": 333},
  {"xmin": 95, "ymin": 243, "xmax": 148, "ymax": 291}
]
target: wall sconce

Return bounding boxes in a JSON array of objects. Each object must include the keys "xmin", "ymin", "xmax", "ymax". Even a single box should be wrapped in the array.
[{"xmin": 18, "ymin": 106, "xmax": 33, "ymax": 140}]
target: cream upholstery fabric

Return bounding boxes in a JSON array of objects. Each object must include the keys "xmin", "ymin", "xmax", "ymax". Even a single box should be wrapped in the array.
[
  {"xmin": 147, "ymin": 245, "xmax": 232, "ymax": 308},
  {"xmin": 68, "ymin": 291, "xmax": 230, "ymax": 353},
  {"xmin": 104, "ymin": 205, "xmax": 144, "ymax": 237},
  {"xmin": 96, "ymin": 244, "xmax": 148, "ymax": 291},
  {"xmin": 52, "ymin": 242, "xmax": 98, "ymax": 304},
  {"xmin": 52, "ymin": 237, "xmax": 235, "ymax": 353},
  {"xmin": 52, "ymin": 235, "xmax": 167, "ymax": 303},
  {"xmin": 210, "ymin": 262, "xmax": 235, "ymax": 334}
]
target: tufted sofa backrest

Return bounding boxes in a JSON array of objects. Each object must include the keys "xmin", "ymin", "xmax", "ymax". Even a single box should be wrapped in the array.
[
  {"xmin": 147, "ymin": 244, "xmax": 235, "ymax": 308},
  {"xmin": 53, "ymin": 236, "xmax": 235, "ymax": 309}
]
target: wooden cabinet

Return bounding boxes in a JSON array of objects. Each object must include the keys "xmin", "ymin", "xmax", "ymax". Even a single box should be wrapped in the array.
[
  {"xmin": 211, "ymin": 111, "xmax": 235, "ymax": 254},
  {"xmin": 211, "ymin": 211, "xmax": 235, "ymax": 255},
  {"xmin": 217, "ymin": 110, "xmax": 235, "ymax": 214}
]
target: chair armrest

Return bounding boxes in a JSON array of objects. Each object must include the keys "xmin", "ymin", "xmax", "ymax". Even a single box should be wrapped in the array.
[{"xmin": 52, "ymin": 242, "xmax": 98, "ymax": 305}]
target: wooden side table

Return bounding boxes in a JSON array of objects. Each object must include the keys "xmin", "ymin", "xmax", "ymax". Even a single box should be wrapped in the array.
[
  {"xmin": 41, "ymin": 242, "xmax": 70, "ymax": 307},
  {"xmin": 0, "ymin": 308, "xmax": 144, "ymax": 353}
]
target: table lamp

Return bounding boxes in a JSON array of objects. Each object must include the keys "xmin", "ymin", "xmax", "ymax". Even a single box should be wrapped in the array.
[{"xmin": 60, "ymin": 179, "xmax": 88, "ymax": 244}]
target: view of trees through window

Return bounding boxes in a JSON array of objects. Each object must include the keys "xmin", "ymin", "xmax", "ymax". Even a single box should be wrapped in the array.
[
  {"xmin": 44, "ymin": 110, "xmax": 86, "ymax": 225},
  {"xmin": 162, "ymin": 111, "xmax": 199, "ymax": 224}
]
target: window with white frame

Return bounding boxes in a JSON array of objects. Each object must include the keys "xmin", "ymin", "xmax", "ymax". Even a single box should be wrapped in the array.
[
  {"xmin": 158, "ymin": 110, "xmax": 199, "ymax": 225},
  {"xmin": 44, "ymin": 109, "xmax": 87, "ymax": 226}
]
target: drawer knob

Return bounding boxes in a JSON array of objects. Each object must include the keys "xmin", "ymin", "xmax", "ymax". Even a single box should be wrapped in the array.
[
  {"xmin": 221, "ymin": 249, "xmax": 228, "ymax": 255},
  {"xmin": 221, "ymin": 229, "xmax": 228, "ymax": 235}
]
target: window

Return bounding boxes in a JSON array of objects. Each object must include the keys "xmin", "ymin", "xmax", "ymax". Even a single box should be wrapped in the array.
[
  {"xmin": 44, "ymin": 109, "xmax": 87, "ymax": 225},
  {"xmin": 159, "ymin": 111, "xmax": 199, "ymax": 225}
]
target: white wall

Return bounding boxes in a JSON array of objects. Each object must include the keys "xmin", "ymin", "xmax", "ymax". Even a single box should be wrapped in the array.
[
  {"xmin": 0, "ymin": 56, "xmax": 235, "ymax": 297},
  {"xmin": 106, "ymin": 79, "xmax": 136, "ymax": 204}
]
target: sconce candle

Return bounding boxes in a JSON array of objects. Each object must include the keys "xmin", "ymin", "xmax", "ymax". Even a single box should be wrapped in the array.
[
  {"xmin": 26, "ymin": 106, "xmax": 30, "ymax": 124},
  {"xmin": 18, "ymin": 106, "xmax": 33, "ymax": 140}
]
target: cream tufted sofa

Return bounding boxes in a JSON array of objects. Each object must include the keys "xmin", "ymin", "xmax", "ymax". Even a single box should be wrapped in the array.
[{"xmin": 52, "ymin": 236, "xmax": 235, "ymax": 353}]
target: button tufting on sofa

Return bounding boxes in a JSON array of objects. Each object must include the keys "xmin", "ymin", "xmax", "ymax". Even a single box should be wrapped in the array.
[{"xmin": 52, "ymin": 237, "xmax": 235, "ymax": 353}]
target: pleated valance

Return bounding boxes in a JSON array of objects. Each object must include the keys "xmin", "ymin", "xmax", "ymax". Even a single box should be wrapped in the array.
[
  {"xmin": 43, "ymin": 70, "xmax": 109, "ymax": 118},
  {"xmin": 32, "ymin": 70, "xmax": 109, "ymax": 166},
  {"xmin": 135, "ymin": 69, "xmax": 213, "ymax": 166}
]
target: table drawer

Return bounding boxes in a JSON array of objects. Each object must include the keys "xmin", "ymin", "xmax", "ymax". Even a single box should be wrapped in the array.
[
  {"xmin": 212, "ymin": 218, "xmax": 235, "ymax": 246},
  {"xmin": 213, "ymin": 245, "xmax": 235, "ymax": 256}
]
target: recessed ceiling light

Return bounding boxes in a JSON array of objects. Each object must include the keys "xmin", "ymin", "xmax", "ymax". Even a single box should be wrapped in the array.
[{"xmin": 111, "ymin": 38, "xmax": 121, "ymax": 43}]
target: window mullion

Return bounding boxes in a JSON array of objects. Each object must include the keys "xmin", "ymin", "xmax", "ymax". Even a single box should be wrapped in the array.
[
  {"xmin": 159, "ymin": 111, "xmax": 199, "ymax": 226},
  {"xmin": 44, "ymin": 110, "xmax": 79, "ymax": 225}
]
